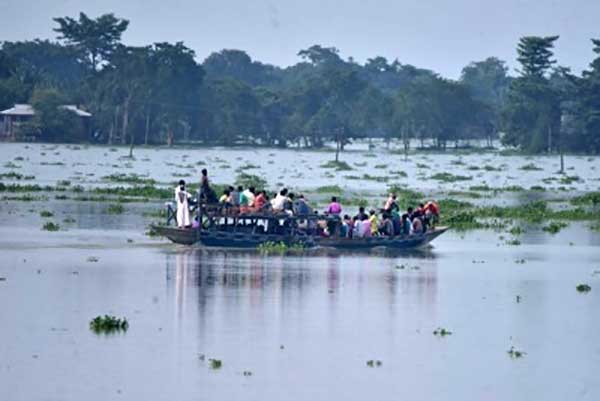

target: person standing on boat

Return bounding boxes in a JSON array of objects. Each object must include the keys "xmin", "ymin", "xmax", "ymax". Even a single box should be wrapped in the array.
[
  {"xmin": 327, "ymin": 197, "xmax": 342, "ymax": 215},
  {"xmin": 199, "ymin": 169, "xmax": 218, "ymax": 204},
  {"xmin": 175, "ymin": 180, "xmax": 192, "ymax": 228}
]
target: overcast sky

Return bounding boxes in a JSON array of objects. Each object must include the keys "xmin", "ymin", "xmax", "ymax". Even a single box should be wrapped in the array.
[{"xmin": 1, "ymin": 0, "xmax": 599, "ymax": 78}]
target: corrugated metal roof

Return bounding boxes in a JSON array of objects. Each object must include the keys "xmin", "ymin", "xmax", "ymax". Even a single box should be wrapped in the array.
[
  {"xmin": 60, "ymin": 105, "xmax": 92, "ymax": 117},
  {"xmin": 0, "ymin": 104, "xmax": 35, "ymax": 116},
  {"xmin": 0, "ymin": 104, "xmax": 92, "ymax": 117}
]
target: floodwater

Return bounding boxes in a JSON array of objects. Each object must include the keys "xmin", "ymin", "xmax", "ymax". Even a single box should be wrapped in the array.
[{"xmin": 1, "ymin": 143, "xmax": 600, "ymax": 401}]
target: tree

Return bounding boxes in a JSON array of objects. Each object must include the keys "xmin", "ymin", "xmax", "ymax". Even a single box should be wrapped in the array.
[
  {"xmin": 53, "ymin": 12, "xmax": 129, "ymax": 71},
  {"xmin": 573, "ymin": 39, "xmax": 600, "ymax": 153},
  {"xmin": 502, "ymin": 36, "xmax": 561, "ymax": 153},
  {"xmin": 29, "ymin": 88, "xmax": 85, "ymax": 142},
  {"xmin": 516, "ymin": 36, "xmax": 560, "ymax": 78}
]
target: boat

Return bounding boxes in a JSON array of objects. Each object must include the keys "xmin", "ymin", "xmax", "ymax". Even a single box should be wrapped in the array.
[{"xmin": 151, "ymin": 205, "xmax": 448, "ymax": 250}]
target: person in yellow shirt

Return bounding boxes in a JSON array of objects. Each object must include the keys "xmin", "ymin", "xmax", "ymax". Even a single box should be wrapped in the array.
[{"xmin": 368, "ymin": 210, "xmax": 379, "ymax": 236}]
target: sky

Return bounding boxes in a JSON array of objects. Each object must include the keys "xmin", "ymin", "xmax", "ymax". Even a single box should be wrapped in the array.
[{"xmin": 1, "ymin": 0, "xmax": 599, "ymax": 79}]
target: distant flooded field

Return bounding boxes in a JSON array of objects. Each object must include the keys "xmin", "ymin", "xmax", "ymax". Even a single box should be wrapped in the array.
[{"xmin": 1, "ymin": 142, "xmax": 599, "ymax": 401}]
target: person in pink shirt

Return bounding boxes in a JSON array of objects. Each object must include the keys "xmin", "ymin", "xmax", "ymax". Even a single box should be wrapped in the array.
[{"xmin": 327, "ymin": 196, "xmax": 342, "ymax": 215}]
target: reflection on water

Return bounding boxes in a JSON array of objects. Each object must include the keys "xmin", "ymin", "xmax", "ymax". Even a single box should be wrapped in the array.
[{"xmin": 166, "ymin": 248, "xmax": 439, "ymax": 334}]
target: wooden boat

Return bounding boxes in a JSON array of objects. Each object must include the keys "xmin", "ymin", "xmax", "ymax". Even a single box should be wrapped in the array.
[{"xmin": 151, "ymin": 207, "xmax": 448, "ymax": 250}]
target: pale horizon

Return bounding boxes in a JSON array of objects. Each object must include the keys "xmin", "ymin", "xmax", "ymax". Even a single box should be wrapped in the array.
[{"xmin": 1, "ymin": 0, "xmax": 599, "ymax": 78}]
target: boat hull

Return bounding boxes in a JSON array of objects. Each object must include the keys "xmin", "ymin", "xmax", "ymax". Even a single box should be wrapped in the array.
[{"xmin": 151, "ymin": 225, "xmax": 448, "ymax": 250}]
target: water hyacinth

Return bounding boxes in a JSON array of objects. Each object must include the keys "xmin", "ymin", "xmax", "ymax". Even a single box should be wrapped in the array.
[{"xmin": 89, "ymin": 315, "xmax": 129, "ymax": 333}]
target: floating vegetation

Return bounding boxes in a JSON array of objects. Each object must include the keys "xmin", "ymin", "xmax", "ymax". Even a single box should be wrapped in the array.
[
  {"xmin": 389, "ymin": 170, "xmax": 408, "ymax": 178},
  {"xmin": 90, "ymin": 315, "xmax": 129, "ymax": 333},
  {"xmin": 542, "ymin": 221, "xmax": 568, "ymax": 234},
  {"xmin": 40, "ymin": 161, "xmax": 65, "ymax": 166},
  {"xmin": 39, "ymin": 210, "xmax": 54, "ymax": 218},
  {"xmin": 102, "ymin": 173, "xmax": 156, "ymax": 185},
  {"xmin": 315, "ymin": 185, "xmax": 343, "ymax": 193},
  {"xmin": 530, "ymin": 185, "xmax": 546, "ymax": 191},
  {"xmin": 3, "ymin": 161, "xmax": 21, "ymax": 168},
  {"xmin": 519, "ymin": 163, "xmax": 542, "ymax": 171},
  {"xmin": 508, "ymin": 226, "xmax": 524, "ymax": 236},
  {"xmin": 208, "ymin": 359, "xmax": 222, "ymax": 369},
  {"xmin": 0, "ymin": 172, "xmax": 35, "ymax": 180},
  {"xmin": 63, "ymin": 217, "xmax": 76, "ymax": 223},
  {"xmin": 257, "ymin": 241, "xmax": 305, "ymax": 254},
  {"xmin": 430, "ymin": 173, "xmax": 472, "ymax": 182},
  {"xmin": 57, "ymin": 180, "xmax": 71, "ymax": 187},
  {"xmin": 107, "ymin": 204, "xmax": 125, "ymax": 214},
  {"xmin": 42, "ymin": 222, "xmax": 60, "ymax": 231},
  {"xmin": 570, "ymin": 192, "xmax": 600, "ymax": 206},
  {"xmin": 319, "ymin": 160, "xmax": 353, "ymax": 171},
  {"xmin": 559, "ymin": 175, "xmax": 581, "ymax": 185},
  {"xmin": 433, "ymin": 327, "xmax": 452, "ymax": 336},
  {"xmin": 507, "ymin": 346, "xmax": 526, "ymax": 358},
  {"xmin": 576, "ymin": 284, "xmax": 591, "ymax": 293},
  {"xmin": 366, "ymin": 360, "xmax": 383, "ymax": 367},
  {"xmin": 235, "ymin": 172, "xmax": 267, "ymax": 189},
  {"xmin": 506, "ymin": 238, "xmax": 521, "ymax": 246}
]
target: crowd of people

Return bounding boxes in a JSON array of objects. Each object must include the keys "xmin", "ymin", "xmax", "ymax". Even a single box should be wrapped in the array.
[{"xmin": 174, "ymin": 169, "xmax": 440, "ymax": 238}]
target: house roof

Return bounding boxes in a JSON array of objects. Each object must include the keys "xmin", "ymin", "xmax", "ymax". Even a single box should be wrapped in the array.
[
  {"xmin": 0, "ymin": 104, "xmax": 35, "ymax": 116},
  {"xmin": 60, "ymin": 105, "xmax": 92, "ymax": 117},
  {"xmin": 0, "ymin": 104, "xmax": 92, "ymax": 117}
]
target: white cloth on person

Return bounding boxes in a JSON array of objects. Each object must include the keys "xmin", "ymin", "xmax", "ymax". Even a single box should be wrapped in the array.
[{"xmin": 175, "ymin": 187, "xmax": 191, "ymax": 227}]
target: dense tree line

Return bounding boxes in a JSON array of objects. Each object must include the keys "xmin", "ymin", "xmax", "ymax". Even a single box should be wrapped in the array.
[{"xmin": 0, "ymin": 12, "xmax": 599, "ymax": 154}]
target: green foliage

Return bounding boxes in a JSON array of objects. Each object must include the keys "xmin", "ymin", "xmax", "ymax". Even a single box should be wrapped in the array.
[
  {"xmin": 542, "ymin": 221, "xmax": 568, "ymax": 234},
  {"xmin": 433, "ymin": 327, "xmax": 452, "ymax": 336},
  {"xmin": 102, "ymin": 173, "xmax": 156, "ymax": 185},
  {"xmin": 430, "ymin": 173, "xmax": 472, "ymax": 182},
  {"xmin": 319, "ymin": 160, "xmax": 353, "ymax": 171},
  {"xmin": 235, "ymin": 173, "xmax": 267, "ymax": 190},
  {"xmin": 40, "ymin": 210, "xmax": 54, "ymax": 218},
  {"xmin": 576, "ymin": 284, "xmax": 591, "ymax": 293},
  {"xmin": 519, "ymin": 163, "xmax": 542, "ymax": 171},
  {"xmin": 42, "ymin": 221, "xmax": 60, "ymax": 231},
  {"xmin": 208, "ymin": 359, "xmax": 222, "ymax": 369},
  {"xmin": 89, "ymin": 315, "xmax": 129, "ymax": 333},
  {"xmin": 315, "ymin": 185, "xmax": 343, "ymax": 193},
  {"xmin": 107, "ymin": 204, "xmax": 125, "ymax": 214},
  {"xmin": 507, "ymin": 346, "xmax": 526, "ymax": 358},
  {"xmin": 257, "ymin": 241, "xmax": 305, "ymax": 254}
]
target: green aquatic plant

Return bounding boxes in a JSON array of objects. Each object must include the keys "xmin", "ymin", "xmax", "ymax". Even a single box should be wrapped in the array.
[
  {"xmin": 102, "ymin": 173, "xmax": 156, "ymax": 185},
  {"xmin": 570, "ymin": 192, "xmax": 600, "ymax": 206},
  {"xmin": 315, "ymin": 185, "xmax": 343, "ymax": 193},
  {"xmin": 90, "ymin": 315, "xmax": 128, "ymax": 333},
  {"xmin": 209, "ymin": 359, "xmax": 222, "ymax": 369},
  {"xmin": 429, "ymin": 173, "xmax": 472, "ymax": 182},
  {"xmin": 508, "ymin": 226, "xmax": 524, "ymax": 236},
  {"xmin": 107, "ymin": 204, "xmax": 125, "ymax": 214},
  {"xmin": 519, "ymin": 163, "xmax": 542, "ymax": 171},
  {"xmin": 257, "ymin": 241, "xmax": 305, "ymax": 254},
  {"xmin": 0, "ymin": 172, "xmax": 35, "ymax": 180},
  {"xmin": 235, "ymin": 172, "xmax": 267, "ymax": 189},
  {"xmin": 506, "ymin": 238, "xmax": 521, "ymax": 246},
  {"xmin": 576, "ymin": 284, "xmax": 591, "ymax": 293},
  {"xmin": 319, "ymin": 160, "xmax": 353, "ymax": 171},
  {"xmin": 433, "ymin": 327, "xmax": 452, "ymax": 336},
  {"xmin": 39, "ymin": 210, "xmax": 54, "ymax": 218},
  {"xmin": 57, "ymin": 180, "xmax": 71, "ymax": 187},
  {"xmin": 366, "ymin": 360, "xmax": 382, "ymax": 367},
  {"xmin": 542, "ymin": 221, "xmax": 568, "ymax": 234},
  {"xmin": 507, "ymin": 346, "xmax": 526, "ymax": 358},
  {"xmin": 559, "ymin": 175, "xmax": 580, "ymax": 185},
  {"xmin": 42, "ymin": 222, "xmax": 60, "ymax": 231}
]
